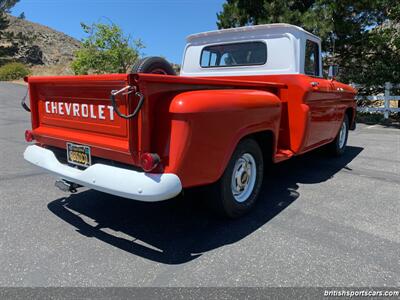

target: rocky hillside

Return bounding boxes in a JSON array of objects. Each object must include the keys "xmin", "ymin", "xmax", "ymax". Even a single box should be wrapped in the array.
[{"xmin": 5, "ymin": 15, "xmax": 81, "ymax": 66}]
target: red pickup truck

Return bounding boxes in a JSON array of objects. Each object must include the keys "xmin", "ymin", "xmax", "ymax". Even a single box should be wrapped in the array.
[{"xmin": 23, "ymin": 24, "xmax": 356, "ymax": 218}]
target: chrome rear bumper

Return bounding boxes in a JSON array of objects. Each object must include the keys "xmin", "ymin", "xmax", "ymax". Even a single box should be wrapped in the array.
[{"xmin": 24, "ymin": 145, "xmax": 182, "ymax": 202}]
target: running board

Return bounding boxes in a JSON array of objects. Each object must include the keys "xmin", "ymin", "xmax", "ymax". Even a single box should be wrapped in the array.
[{"xmin": 274, "ymin": 149, "xmax": 294, "ymax": 163}]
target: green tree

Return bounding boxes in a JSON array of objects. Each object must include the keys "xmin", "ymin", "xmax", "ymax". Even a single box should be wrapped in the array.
[
  {"xmin": 217, "ymin": 0, "xmax": 400, "ymax": 89},
  {"xmin": 71, "ymin": 22, "xmax": 144, "ymax": 74},
  {"xmin": 0, "ymin": 0, "xmax": 20, "ymax": 64}
]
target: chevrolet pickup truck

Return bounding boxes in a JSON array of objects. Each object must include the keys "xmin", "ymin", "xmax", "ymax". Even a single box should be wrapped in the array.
[{"xmin": 23, "ymin": 24, "xmax": 356, "ymax": 218}]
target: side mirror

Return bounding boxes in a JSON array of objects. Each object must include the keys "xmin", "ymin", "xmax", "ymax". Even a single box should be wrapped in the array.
[{"xmin": 328, "ymin": 65, "xmax": 339, "ymax": 80}]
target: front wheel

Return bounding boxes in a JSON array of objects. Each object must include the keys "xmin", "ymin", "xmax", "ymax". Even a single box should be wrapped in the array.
[
  {"xmin": 328, "ymin": 114, "xmax": 349, "ymax": 156},
  {"xmin": 209, "ymin": 139, "xmax": 264, "ymax": 218}
]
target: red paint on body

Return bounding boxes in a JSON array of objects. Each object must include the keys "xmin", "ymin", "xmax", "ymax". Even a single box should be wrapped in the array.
[{"xmin": 26, "ymin": 73, "xmax": 356, "ymax": 188}]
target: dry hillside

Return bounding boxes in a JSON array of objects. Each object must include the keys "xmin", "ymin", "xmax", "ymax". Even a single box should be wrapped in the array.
[{"xmin": 4, "ymin": 15, "xmax": 81, "ymax": 75}]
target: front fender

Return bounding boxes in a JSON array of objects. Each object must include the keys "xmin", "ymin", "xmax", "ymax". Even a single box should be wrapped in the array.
[{"xmin": 166, "ymin": 89, "xmax": 281, "ymax": 188}]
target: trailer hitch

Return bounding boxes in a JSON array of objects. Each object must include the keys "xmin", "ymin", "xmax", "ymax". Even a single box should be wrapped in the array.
[
  {"xmin": 110, "ymin": 85, "xmax": 144, "ymax": 119},
  {"xmin": 55, "ymin": 179, "xmax": 80, "ymax": 193}
]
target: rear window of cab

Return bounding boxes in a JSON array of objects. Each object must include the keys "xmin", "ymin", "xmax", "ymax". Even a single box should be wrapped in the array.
[{"xmin": 200, "ymin": 41, "xmax": 267, "ymax": 68}]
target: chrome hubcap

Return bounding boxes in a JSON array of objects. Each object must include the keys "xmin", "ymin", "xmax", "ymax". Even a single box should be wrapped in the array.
[
  {"xmin": 338, "ymin": 120, "xmax": 347, "ymax": 149},
  {"xmin": 231, "ymin": 153, "xmax": 257, "ymax": 203}
]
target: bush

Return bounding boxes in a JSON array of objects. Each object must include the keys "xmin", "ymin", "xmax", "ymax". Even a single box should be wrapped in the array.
[
  {"xmin": 0, "ymin": 62, "xmax": 30, "ymax": 81},
  {"xmin": 71, "ymin": 22, "xmax": 144, "ymax": 74}
]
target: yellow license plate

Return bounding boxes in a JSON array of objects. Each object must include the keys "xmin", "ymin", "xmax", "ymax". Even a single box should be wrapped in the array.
[{"xmin": 67, "ymin": 143, "xmax": 91, "ymax": 167}]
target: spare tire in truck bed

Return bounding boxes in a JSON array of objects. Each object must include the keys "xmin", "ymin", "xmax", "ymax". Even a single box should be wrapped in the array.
[{"xmin": 131, "ymin": 56, "xmax": 176, "ymax": 75}]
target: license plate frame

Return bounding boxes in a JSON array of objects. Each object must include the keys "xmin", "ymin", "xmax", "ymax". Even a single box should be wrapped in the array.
[{"xmin": 66, "ymin": 142, "xmax": 91, "ymax": 168}]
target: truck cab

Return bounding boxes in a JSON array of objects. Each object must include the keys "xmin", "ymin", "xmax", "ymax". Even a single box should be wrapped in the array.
[
  {"xmin": 181, "ymin": 24, "xmax": 355, "ymax": 153},
  {"xmin": 181, "ymin": 23, "xmax": 322, "ymax": 77},
  {"xmin": 23, "ymin": 24, "xmax": 356, "ymax": 218}
]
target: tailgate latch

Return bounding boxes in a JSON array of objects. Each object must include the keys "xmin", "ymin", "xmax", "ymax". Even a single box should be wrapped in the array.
[{"xmin": 110, "ymin": 85, "xmax": 144, "ymax": 119}]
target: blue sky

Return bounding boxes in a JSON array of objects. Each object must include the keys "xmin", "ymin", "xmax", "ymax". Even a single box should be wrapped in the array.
[{"xmin": 11, "ymin": 0, "xmax": 226, "ymax": 64}]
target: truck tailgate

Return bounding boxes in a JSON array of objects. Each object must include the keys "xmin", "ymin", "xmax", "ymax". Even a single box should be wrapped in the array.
[{"xmin": 27, "ymin": 74, "xmax": 139, "ymax": 165}]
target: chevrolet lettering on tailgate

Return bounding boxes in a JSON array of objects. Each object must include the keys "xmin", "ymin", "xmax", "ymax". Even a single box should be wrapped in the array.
[{"xmin": 44, "ymin": 101, "xmax": 115, "ymax": 121}]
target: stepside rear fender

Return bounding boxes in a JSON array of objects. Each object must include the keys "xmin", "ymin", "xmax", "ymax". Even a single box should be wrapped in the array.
[{"xmin": 167, "ymin": 89, "xmax": 281, "ymax": 188}]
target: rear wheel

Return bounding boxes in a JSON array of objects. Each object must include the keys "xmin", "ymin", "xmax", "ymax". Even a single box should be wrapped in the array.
[
  {"xmin": 328, "ymin": 114, "xmax": 349, "ymax": 156},
  {"xmin": 209, "ymin": 139, "xmax": 264, "ymax": 218},
  {"xmin": 131, "ymin": 56, "xmax": 176, "ymax": 75}
]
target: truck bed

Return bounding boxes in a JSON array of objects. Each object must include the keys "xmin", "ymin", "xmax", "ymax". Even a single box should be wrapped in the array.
[{"xmin": 26, "ymin": 73, "xmax": 286, "ymax": 168}]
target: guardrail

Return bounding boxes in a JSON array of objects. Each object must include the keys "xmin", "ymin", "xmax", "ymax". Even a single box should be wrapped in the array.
[{"xmin": 354, "ymin": 82, "xmax": 400, "ymax": 119}]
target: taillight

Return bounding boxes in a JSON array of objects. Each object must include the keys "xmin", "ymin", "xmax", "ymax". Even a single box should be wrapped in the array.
[
  {"xmin": 140, "ymin": 153, "xmax": 160, "ymax": 172},
  {"xmin": 25, "ymin": 129, "xmax": 34, "ymax": 142}
]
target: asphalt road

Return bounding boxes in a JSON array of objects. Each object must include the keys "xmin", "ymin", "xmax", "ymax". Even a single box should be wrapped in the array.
[{"xmin": 0, "ymin": 82, "xmax": 399, "ymax": 287}]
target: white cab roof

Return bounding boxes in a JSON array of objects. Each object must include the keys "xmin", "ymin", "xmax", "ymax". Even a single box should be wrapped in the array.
[
  {"xmin": 186, "ymin": 23, "xmax": 320, "ymax": 44},
  {"xmin": 181, "ymin": 23, "xmax": 322, "ymax": 77}
]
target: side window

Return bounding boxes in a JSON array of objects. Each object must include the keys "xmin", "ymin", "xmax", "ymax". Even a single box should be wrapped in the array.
[
  {"xmin": 201, "ymin": 51, "xmax": 217, "ymax": 67},
  {"xmin": 304, "ymin": 40, "xmax": 320, "ymax": 76}
]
